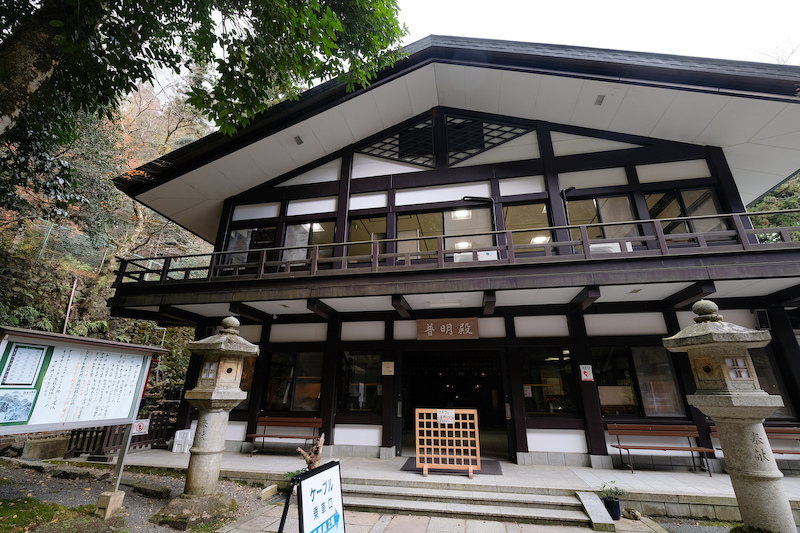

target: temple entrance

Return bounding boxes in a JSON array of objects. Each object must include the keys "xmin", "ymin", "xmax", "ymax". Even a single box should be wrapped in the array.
[{"xmin": 400, "ymin": 350, "xmax": 510, "ymax": 460}]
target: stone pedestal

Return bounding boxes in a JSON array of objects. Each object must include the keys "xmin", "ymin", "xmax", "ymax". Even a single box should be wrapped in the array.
[
  {"xmin": 96, "ymin": 490, "xmax": 125, "ymax": 520},
  {"xmin": 152, "ymin": 317, "xmax": 258, "ymax": 530},
  {"xmin": 664, "ymin": 300, "xmax": 796, "ymax": 533}
]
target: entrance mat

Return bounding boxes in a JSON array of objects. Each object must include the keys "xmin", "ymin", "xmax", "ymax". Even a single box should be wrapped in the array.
[{"xmin": 400, "ymin": 457, "xmax": 502, "ymax": 475}]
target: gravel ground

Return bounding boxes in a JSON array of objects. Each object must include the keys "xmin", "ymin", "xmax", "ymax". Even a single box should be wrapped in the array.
[{"xmin": 0, "ymin": 459, "xmax": 268, "ymax": 532}]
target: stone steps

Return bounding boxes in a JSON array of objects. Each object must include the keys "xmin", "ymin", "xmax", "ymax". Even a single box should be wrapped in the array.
[{"xmin": 340, "ymin": 480, "xmax": 615, "ymax": 530}]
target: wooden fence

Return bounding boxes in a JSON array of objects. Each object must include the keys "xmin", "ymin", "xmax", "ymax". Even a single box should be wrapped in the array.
[{"xmin": 64, "ymin": 413, "xmax": 173, "ymax": 461}]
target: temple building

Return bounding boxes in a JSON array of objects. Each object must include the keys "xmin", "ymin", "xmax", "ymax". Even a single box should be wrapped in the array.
[{"xmin": 110, "ymin": 36, "xmax": 800, "ymax": 468}]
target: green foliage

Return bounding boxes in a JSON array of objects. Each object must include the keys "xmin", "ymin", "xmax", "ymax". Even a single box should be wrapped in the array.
[
  {"xmin": 285, "ymin": 468, "xmax": 308, "ymax": 480},
  {"xmin": 749, "ymin": 171, "xmax": 800, "ymax": 243},
  {"xmin": 0, "ymin": 498, "xmax": 117, "ymax": 533},
  {"xmin": 598, "ymin": 480, "xmax": 625, "ymax": 499}
]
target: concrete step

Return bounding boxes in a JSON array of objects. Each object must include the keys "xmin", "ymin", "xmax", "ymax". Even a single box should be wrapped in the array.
[
  {"xmin": 340, "ymin": 476, "xmax": 576, "ymax": 496},
  {"xmin": 342, "ymin": 483, "xmax": 582, "ymax": 510},
  {"xmin": 343, "ymin": 495, "xmax": 592, "ymax": 527}
]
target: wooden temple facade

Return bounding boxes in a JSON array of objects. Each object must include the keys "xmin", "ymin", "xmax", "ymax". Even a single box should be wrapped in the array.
[{"xmin": 110, "ymin": 36, "xmax": 800, "ymax": 468}]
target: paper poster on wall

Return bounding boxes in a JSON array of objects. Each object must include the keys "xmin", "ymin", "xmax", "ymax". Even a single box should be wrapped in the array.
[{"xmin": 580, "ymin": 365, "xmax": 594, "ymax": 382}]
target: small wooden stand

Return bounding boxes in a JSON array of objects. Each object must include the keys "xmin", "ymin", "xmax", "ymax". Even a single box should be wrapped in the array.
[{"xmin": 415, "ymin": 408, "xmax": 481, "ymax": 478}]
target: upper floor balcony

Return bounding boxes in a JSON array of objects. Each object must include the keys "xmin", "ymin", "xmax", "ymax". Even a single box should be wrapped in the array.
[{"xmin": 113, "ymin": 210, "xmax": 800, "ymax": 288}]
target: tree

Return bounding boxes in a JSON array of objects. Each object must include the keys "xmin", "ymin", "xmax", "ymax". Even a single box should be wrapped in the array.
[{"xmin": 0, "ymin": 0, "xmax": 405, "ymax": 222}]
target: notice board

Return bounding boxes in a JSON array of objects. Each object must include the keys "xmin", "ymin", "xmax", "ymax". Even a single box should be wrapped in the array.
[{"xmin": 0, "ymin": 326, "xmax": 165, "ymax": 435}]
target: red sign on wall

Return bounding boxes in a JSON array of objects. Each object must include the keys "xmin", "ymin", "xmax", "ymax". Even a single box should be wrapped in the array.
[{"xmin": 416, "ymin": 318, "xmax": 480, "ymax": 340}]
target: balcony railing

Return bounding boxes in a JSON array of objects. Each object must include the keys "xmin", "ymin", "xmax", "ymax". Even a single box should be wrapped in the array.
[{"xmin": 114, "ymin": 210, "xmax": 800, "ymax": 286}]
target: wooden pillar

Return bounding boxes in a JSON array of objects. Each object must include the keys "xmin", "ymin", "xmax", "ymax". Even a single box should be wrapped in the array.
[
  {"xmin": 381, "ymin": 322, "xmax": 395, "ymax": 449},
  {"xmin": 319, "ymin": 319, "xmax": 340, "ymax": 441},
  {"xmin": 567, "ymin": 312, "xmax": 607, "ymax": 455},
  {"xmin": 766, "ymin": 306, "xmax": 800, "ymax": 415},
  {"xmin": 245, "ymin": 321, "xmax": 273, "ymax": 436}
]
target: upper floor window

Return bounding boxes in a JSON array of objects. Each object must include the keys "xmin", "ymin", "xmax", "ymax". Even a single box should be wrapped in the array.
[
  {"xmin": 645, "ymin": 188, "xmax": 727, "ymax": 238},
  {"xmin": 503, "ymin": 202, "xmax": 552, "ymax": 251},
  {"xmin": 283, "ymin": 221, "xmax": 336, "ymax": 262},
  {"xmin": 397, "ymin": 207, "xmax": 494, "ymax": 260},
  {"xmin": 566, "ymin": 195, "xmax": 639, "ymax": 243},
  {"xmin": 348, "ymin": 216, "xmax": 387, "ymax": 262}
]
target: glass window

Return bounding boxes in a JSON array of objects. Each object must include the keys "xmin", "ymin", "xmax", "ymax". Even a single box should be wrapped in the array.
[
  {"xmin": 224, "ymin": 227, "xmax": 276, "ymax": 265},
  {"xmin": 396, "ymin": 208, "xmax": 493, "ymax": 259},
  {"xmin": 593, "ymin": 345, "xmax": 687, "ymax": 418},
  {"xmin": 283, "ymin": 221, "xmax": 336, "ymax": 262},
  {"xmin": 338, "ymin": 351, "xmax": 383, "ymax": 413},
  {"xmin": 630, "ymin": 347, "xmax": 686, "ymax": 417},
  {"xmin": 750, "ymin": 347, "xmax": 795, "ymax": 419},
  {"xmin": 521, "ymin": 348, "xmax": 577, "ymax": 415},
  {"xmin": 567, "ymin": 196, "xmax": 638, "ymax": 245},
  {"xmin": 348, "ymin": 217, "xmax": 387, "ymax": 262},
  {"xmin": 504, "ymin": 203, "xmax": 552, "ymax": 252},
  {"xmin": 645, "ymin": 188, "xmax": 727, "ymax": 240},
  {"xmin": 264, "ymin": 352, "xmax": 324, "ymax": 412},
  {"xmin": 592, "ymin": 346, "xmax": 640, "ymax": 416}
]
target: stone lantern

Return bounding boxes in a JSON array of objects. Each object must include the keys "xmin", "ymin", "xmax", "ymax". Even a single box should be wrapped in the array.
[
  {"xmin": 153, "ymin": 317, "xmax": 259, "ymax": 529},
  {"xmin": 663, "ymin": 300, "xmax": 795, "ymax": 533}
]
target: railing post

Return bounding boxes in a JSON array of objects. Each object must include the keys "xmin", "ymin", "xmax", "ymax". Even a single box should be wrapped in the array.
[
  {"xmin": 113, "ymin": 259, "xmax": 127, "ymax": 287},
  {"xmin": 207, "ymin": 254, "xmax": 218, "ymax": 281},
  {"xmin": 372, "ymin": 240, "xmax": 380, "ymax": 273},
  {"xmin": 580, "ymin": 226, "xmax": 592, "ymax": 259},
  {"xmin": 310, "ymin": 246, "xmax": 319, "ymax": 276},
  {"xmin": 731, "ymin": 214, "xmax": 753, "ymax": 251},
  {"xmin": 160, "ymin": 257, "xmax": 172, "ymax": 283},
  {"xmin": 653, "ymin": 221, "xmax": 670, "ymax": 255},
  {"xmin": 505, "ymin": 231, "xmax": 515, "ymax": 264},
  {"xmin": 437, "ymin": 236, "xmax": 445, "ymax": 268},
  {"xmin": 257, "ymin": 250, "xmax": 266, "ymax": 278}
]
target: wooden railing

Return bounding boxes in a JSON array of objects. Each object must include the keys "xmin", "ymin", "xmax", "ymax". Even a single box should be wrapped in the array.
[
  {"xmin": 113, "ymin": 210, "xmax": 800, "ymax": 287},
  {"xmin": 63, "ymin": 413, "xmax": 173, "ymax": 461}
]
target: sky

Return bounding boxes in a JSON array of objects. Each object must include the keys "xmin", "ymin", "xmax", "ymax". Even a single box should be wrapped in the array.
[{"xmin": 396, "ymin": 0, "xmax": 800, "ymax": 65}]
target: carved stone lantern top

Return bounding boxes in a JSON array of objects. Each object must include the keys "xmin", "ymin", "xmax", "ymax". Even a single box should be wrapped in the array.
[
  {"xmin": 663, "ymin": 300, "xmax": 771, "ymax": 351},
  {"xmin": 187, "ymin": 317, "xmax": 260, "ymax": 358}
]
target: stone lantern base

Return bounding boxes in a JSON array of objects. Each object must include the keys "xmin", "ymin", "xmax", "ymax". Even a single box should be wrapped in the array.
[{"xmin": 151, "ymin": 492, "xmax": 236, "ymax": 531}]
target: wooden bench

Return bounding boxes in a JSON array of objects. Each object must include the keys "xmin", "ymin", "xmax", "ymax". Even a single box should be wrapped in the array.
[
  {"xmin": 607, "ymin": 423, "xmax": 714, "ymax": 476},
  {"xmin": 247, "ymin": 416, "xmax": 322, "ymax": 457},
  {"xmin": 711, "ymin": 426, "xmax": 800, "ymax": 455}
]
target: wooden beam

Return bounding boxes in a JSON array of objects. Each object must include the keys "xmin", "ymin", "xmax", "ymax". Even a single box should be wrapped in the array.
[
  {"xmin": 664, "ymin": 281, "xmax": 716, "ymax": 309},
  {"xmin": 483, "ymin": 290, "xmax": 496, "ymax": 316},
  {"xmin": 392, "ymin": 294, "xmax": 412, "ymax": 319},
  {"xmin": 307, "ymin": 298, "xmax": 336, "ymax": 320},
  {"xmin": 229, "ymin": 302, "xmax": 273, "ymax": 323},
  {"xmin": 570, "ymin": 285, "xmax": 600, "ymax": 311},
  {"xmin": 157, "ymin": 305, "xmax": 203, "ymax": 326},
  {"xmin": 766, "ymin": 283, "xmax": 800, "ymax": 306}
]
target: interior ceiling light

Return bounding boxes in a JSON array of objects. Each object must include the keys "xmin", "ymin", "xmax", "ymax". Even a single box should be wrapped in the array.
[
  {"xmin": 452, "ymin": 209, "xmax": 472, "ymax": 220},
  {"xmin": 531, "ymin": 236, "xmax": 550, "ymax": 244},
  {"xmin": 428, "ymin": 300, "xmax": 462, "ymax": 308},
  {"xmin": 594, "ymin": 95, "xmax": 606, "ymax": 106},
  {"xmin": 455, "ymin": 241, "xmax": 471, "ymax": 249}
]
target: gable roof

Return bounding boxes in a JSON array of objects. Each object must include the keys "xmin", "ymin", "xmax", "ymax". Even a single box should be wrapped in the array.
[{"xmin": 116, "ymin": 35, "xmax": 800, "ymax": 241}]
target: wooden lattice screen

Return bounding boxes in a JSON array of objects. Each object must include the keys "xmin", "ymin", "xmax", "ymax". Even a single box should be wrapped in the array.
[{"xmin": 415, "ymin": 408, "xmax": 481, "ymax": 478}]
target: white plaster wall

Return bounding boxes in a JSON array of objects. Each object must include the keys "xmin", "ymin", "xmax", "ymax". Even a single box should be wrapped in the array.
[
  {"xmin": 559, "ymin": 167, "xmax": 628, "ymax": 189},
  {"xmin": 478, "ymin": 317, "xmax": 506, "ymax": 338},
  {"xmin": 232, "ymin": 202, "xmax": 280, "ymax": 221},
  {"xmin": 350, "ymin": 192, "xmax": 388, "ymax": 210},
  {"xmin": 270, "ymin": 323, "xmax": 328, "ymax": 343},
  {"xmin": 584, "ymin": 313, "xmax": 667, "ymax": 336},
  {"xmin": 527, "ymin": 429, "xmax": 588, "ymax": 453},
  {"xmin": 393, "ymin": 321, "xmax": 417, "ymax": 340},
  {"xmin": 286, "ymin": 197, "xmax": 337, "ymax": 216},
  {"xmin": 341, "ymin": 321, "xmax": 385, "ymax": 341},
  {"xmin": 677, "ymin": 309, "xmax": 756, "ymax": 330},
  {"xmin": 498, "ymin": 175, "xmax": 545, "ymax": 197},
  {"xmin": 226, "ymin": 421, "xmax": 248, "ymax": 441},
  {"xmin": 395, "ymin": 182, "xmax": 491, "ymax": 206},
  {"xmin": 277, "ymin": 158, "xmax": 340, "ymax": 187},
  {"xmin": 636, "ymin": 159, "xmax": 711, "ymax": 183},
  {"xmin": 514, "ymin": 316, "xmax": 570, "ymax": 337},
  {"xmin": 333, "ymin": 424, "xmax": 382, "ymax": 446},
  {"xmin": 351, "ymin": 154, "xmax": 426, "ymax": 179}
]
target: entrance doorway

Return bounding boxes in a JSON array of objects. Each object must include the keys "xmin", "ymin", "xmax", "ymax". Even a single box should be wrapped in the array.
[{"xmin": 400, "ymin": 350, "xmax": 510, "ymax": 459}]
